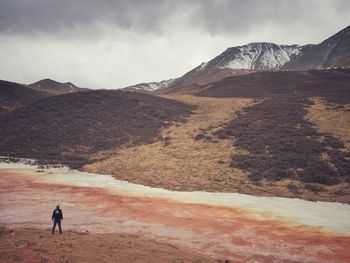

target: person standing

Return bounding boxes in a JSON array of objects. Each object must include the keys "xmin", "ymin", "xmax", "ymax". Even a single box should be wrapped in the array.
[{"xmin": 52, "ymin": 205, "xmax": 63, "ymax": 234}]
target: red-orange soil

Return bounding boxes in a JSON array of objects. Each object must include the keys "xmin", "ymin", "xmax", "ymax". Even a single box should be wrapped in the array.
[{"xmin": 1, "ymin": 169, "xmax": 350, "ymax": 263}]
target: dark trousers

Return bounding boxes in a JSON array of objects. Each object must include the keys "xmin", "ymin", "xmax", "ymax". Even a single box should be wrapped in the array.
[{"xmin": 52, "ymin": 220, "xmax": 62, "ymax": 234}]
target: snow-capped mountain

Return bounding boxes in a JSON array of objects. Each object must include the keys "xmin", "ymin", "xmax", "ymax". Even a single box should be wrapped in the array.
[
  {"xmin": 198, "ymin": 43, "xmax": 302, "ymax": 71},
  {"xmin": 124, "ymin": 25, "xmax": 350, "ymax": 94},
  {"xmin": 122, "ymin": 79, "xmax": 175, "ymax": 93},
  {"xmin": 197, "ymin": 26, "xmax": 350, "ymax": 73}
]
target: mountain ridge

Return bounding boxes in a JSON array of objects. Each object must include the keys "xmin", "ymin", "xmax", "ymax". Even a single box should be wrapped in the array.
[
  {"xmin": 199, "ymin": 42, "xmax": 302, "ymax": 71},
  {"xmin": 127, "ymin": 25, "xmax": 350, "ymax": 94},
  {"xmin": 122, "ymin": 79, "xmax": 175, "ymax": 93},
  {"xmin": 0, "ymin": 79, "xmax": 50, "ymax": 115},
  {"xmin": 283, "ymin": 25, "xmax": 350, "ymax": 70},
  {"xmin": 200, "ymin": 25, "xmax": 350, "ymax": 72},
  {"xmin": 29, "ymin": 78, "xmax": 88, "ymax": 95}
]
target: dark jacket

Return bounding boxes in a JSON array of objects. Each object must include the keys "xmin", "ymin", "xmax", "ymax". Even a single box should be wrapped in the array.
[{"xmin": 52, "ymin": 208, "xmax": 63, "ymax": 221}]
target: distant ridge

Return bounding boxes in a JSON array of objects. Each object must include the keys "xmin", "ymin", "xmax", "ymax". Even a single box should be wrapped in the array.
[
  {"xmin": 29, "ymin": 78, "xmax": 88, "ymax": 95},
  {"xmin": 196, "ymin": 25, "xmax": 350, "ymax": 72},
  {"xmin": 122, "ymin": 79, "xmax": 175, "ymax": 93},
  {"xmin": 0, "ymin": 79, "xmax": 49, "ymax": 115},
  {"xmin": 131, "ymin": 25, "xmax": 350, "ymax": 94}
]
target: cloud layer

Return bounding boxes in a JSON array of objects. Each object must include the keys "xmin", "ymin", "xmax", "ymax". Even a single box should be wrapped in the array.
[{"xmin": 0, "ymin": 0, "xmax": 349, "ymax": 89}]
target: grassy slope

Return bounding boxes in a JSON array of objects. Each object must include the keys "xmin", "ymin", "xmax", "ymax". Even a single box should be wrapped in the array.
[
  {"xmin": 1, "ymin": 70, "xmax": 349, "ymax": 202},
  {"xmin": 195, "ymin": 69, "xmax": 350, "ymax": 197},
  {"xmin": 0, "ymin": 90, "xmax": 194, "ymax": 168},
  {"xmin": 84, "ymin": 95, "xmax": 253, "ymax": 192}
]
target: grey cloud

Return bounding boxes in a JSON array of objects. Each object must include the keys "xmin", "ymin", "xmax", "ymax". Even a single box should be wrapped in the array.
[
  {"xmin": 0, "ymin": 0, "xmax": 180, "ymax": 34},
  {"xmin": 189, "ymin": 0, "xmax": 350, "ymax": 37},
  {"xmin": 1, "ymin": 0, "xmax": 349, "ymax": 37},
  {"xmin": 0, "ymin": 0, "xmax": 349, "ymax": 90}
]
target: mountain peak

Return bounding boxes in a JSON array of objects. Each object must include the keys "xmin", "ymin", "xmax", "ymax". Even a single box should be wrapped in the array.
[
  {"xmin": 30, "ymin": 78, "xmax": 65, "ymax": 86},
  {"xmin": 29, "ymin": 79, "xmax": 86, "ymax": 95},
  {"xmin": 200, "ymin": 42, "xmax": 301, "ymax": 71},
  {"xmin": 320, "ymin": 25, "xmax": 350, "ymax": 45},
  {"xmin": 196, "ymin": 25, "xmax": 350, "ymax": 72},
  {"xmin": 38, "ymin": 78, "xmax": 58, "ymax": 83},
  {"xmin": 282, "ymin": 25, "xmax": 350, "ymax": 70}
]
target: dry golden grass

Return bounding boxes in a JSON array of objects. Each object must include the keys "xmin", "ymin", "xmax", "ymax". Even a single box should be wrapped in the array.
[
  {"xmin": 306, "ymin": 97, "xmax": 350, "ymax": 148},
  {"xmin": 84, "ymin": 95, "xmax": 350, "ymax": 203},
  {"xmin": 84, "ymin": 95, "xmax": 253, "ymax": 192}
]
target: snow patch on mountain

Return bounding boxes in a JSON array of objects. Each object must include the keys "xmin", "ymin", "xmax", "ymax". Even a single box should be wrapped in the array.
[
  {"xmin": 196, "ymin": 62, "xmax": 208, "ymax": 72},
  {"xmin": 123, "ymin": 79, "xmax": 175, "ymax": 92},
  {"xmin": 199, "ymin": 42, "xmax": 302, "ymax": 71}
]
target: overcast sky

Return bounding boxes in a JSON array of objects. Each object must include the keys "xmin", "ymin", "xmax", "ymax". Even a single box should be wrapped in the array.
[{"xmin": 0, "ymin": 0, "xmax": 349, "ymax": 89}]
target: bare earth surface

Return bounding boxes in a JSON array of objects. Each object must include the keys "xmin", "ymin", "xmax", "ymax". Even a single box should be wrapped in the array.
[
  {"xmin": 1, "ymin": 165, "xmax": 350, "ymax": 263},
  {"xmin": 84, "ymin": 95, "xmax": 350, "ymax": 203},
  {"xmin": 0, "ymin": 227, "xmax": 214, "ymax": 263}
]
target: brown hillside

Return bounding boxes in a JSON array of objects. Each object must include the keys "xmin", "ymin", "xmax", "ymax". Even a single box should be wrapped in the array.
[
  {"xmin": 197, "ymin": 69, "xmax": 350, "ymax": 101},
  {"xmin": 84, "ymin": 95, "xmax": 253, "ymax": 192},
  {"xmin": 193, "ymin": 69, "xmax": 350, "ymax": 197},
  {"xmin": 84, "ymin": 91, "xmax": 350, "ymax": 203},
  {"xmin": 29, "ymin": 78, "xmax": 89, "ymax": 95},
  {"xmin": 0, "ymin": 90, "xmax": 194, "ymax": 168},
  {"xmin": 159, "ymin": 68, "xmax": 251, "ymax": 95},
  {"xmin": 0, "ymin": 80, "xmax": 49, "ymax": 115}
]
